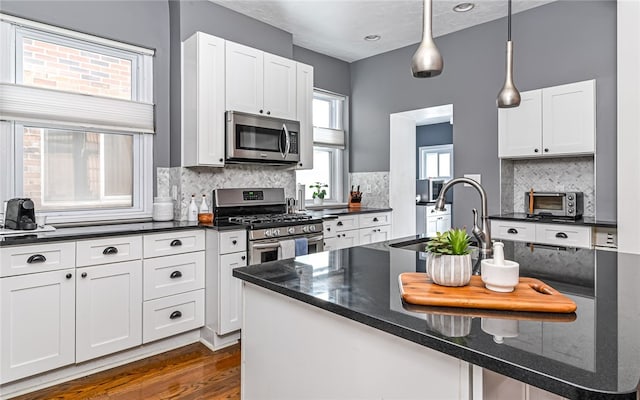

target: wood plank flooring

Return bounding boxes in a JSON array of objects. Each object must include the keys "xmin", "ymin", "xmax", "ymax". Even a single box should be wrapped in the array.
[{"xmin": 12, "ymin": 343, "xmax": 240, "ymax": 400}]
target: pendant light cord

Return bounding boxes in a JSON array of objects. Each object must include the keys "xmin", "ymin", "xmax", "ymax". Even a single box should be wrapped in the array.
[{"xmin": 508, "ymin": 0, "xmax": 512, "ymax": 41}]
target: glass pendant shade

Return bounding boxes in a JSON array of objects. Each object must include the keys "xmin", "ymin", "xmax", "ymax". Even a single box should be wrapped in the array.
[{"xmin": 411, "ymin": 0, "xmax": 443, "ymax": 78}]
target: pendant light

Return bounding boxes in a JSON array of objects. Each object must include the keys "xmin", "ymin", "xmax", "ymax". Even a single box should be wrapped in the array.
[
  {"xmin": 496, "ymin": 0, "xmax": 521, "ymax": 108},
  {"xmin": 411, "ymin": 0, "xmax": 443, "ymax": 78}
]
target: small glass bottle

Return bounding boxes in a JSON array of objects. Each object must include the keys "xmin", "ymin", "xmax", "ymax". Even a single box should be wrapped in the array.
[
  {"xmin": 198, "ymin": 195, "xmax": 213, "ymax": 223},
  {"xmin": 187, "ymin": 194, "xmax": 198, "ymax": 222}
]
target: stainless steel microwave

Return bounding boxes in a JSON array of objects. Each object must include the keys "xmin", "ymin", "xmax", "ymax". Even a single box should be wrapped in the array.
[{"xmin": 226, "ymin": 111, "xmax": 300, "ymax": 164}]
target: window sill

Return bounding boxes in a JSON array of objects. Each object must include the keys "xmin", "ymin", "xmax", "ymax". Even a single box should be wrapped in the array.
[{"xmin": 305, "ymin": 202, "xmax": 349, "ymax": 211}]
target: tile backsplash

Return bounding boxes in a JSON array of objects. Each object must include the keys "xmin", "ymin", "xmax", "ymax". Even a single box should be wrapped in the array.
[
  {"xmin": 349, "ymin": 171, "xmax": 389, "ymax": 208},
  {"xmin": 158, "ymin": 165, "xmax": 296, "ymax": 220},
  {"xmin": 500, "ymin": 156, "xmax": 595, "ymax": 216}
]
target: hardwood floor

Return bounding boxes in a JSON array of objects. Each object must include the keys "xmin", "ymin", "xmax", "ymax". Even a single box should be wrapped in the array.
[{"xmin": 12, "ymin": 343, "xmax": 241, "ymax": 400}]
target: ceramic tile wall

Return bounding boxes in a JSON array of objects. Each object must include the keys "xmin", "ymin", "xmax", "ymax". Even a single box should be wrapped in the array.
[
  {"xmin": 501, "ymin": 157, "xmax": 595, "ymax": 217},
  {"xmin": 157, "ymin": 165, "xmax": 296, "ymax": 220},
  {"xmin": 348, "ymin": 171, "xmax": 389, "ymax": 208}
]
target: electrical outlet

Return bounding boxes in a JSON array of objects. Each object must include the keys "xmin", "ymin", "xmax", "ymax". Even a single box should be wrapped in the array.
[
  {"xmin": 463, "ymin": 174, "xmax": 481, "ymax": 187},
  {"xmin": 366, "ymin": 184, "xmax": 372, "ymax": 193}
]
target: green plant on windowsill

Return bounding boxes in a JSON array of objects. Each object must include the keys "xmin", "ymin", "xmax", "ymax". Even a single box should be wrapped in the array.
[
  {"xmin": 425, "ymin": 228, "xmax": 472, "ymax": 255},
  {"xmin": 309, "ymin": 182, "xmax": 328, "ymax": 199}
]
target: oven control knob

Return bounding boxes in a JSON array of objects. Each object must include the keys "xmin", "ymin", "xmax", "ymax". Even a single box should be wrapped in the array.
[
  {"xmin": 568, "ymin": 195, "xmax": 574, "ymax": 200},
  {"xmin": 568, "ymin": 202, "xmax": 574, "ymax": 207},
  {"xmin": 272, "ymin": 229, "xmax": 281, "ymax": 237},
  {"xmin": 264, "ymin": 229, "xmax": 272, "ymax": 237},
  {"xmin": 288, "ymin": 227, "xmax": 295, "ymax": 234},
  {"xmin": 569, "ymin": 208, "xmax": 574, "ymax": 214},
  {"xmin": 302, "ymin": 226, "xmax": 309, "ymax": 233},
  {"xmin": 309, "ymin": 225, "xmax": 316, "ymax": 232}
]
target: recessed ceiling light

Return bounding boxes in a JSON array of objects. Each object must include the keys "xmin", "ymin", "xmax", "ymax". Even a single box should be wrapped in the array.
[
  {"xmin": 364, "ymin": 34, "xmax": 381, "ymax": 41},
  {"xmin": 453, "ymin": 2, "xmax": 475, "ymax": 12}
]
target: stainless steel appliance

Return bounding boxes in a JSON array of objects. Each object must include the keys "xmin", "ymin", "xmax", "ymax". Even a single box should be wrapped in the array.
[
  {"xmin": 524, "ymin": 191, "xmax": 583, "ymax": 219},
  {"xmin": 226, "ymin": 111, "xmax": 300, "ymax": 164},
  {"xmin": 428, "ymin": 179, "xmax": 445, "ymax": 202},
  {"xmin": 212, "ymin": 188, "xmax": 323, "ymax": 265}
]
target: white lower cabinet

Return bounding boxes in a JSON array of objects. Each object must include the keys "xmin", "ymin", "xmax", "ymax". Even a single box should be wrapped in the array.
[
  {"xmin": 76, "ymin": 260, "xmax": 143, "ymax": 363},
  {"xmin": 322, "ymin": 212, "xmax": 392, "ymax": 251},
  {"xmin": 335, "ymin": 229, "xmax": 360, "ymax": 249},
  {"xmin": 218, "ymin": 252, "xmax": 247, "ymax": 335},
  {"xmin": 483, "ymin": 369, "xmax": 565, "ymax": 400},
  {"xmin": 359, "ymin": 225, "xmax": 392, "ymax": 245},
  {"xmin": 491, "ymin": 220, "xmax": 592, "ymax": 249},
  {"xmin": 142, "ymin": 290, "xmax": 204, "ymax": 343},
  {"xmin": 0, "ymin": 268, "xmax": 76, "ymax": 383}
]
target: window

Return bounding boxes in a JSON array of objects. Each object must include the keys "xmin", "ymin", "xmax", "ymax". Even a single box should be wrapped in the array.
[
  {"xmin": 0, "ymin": 14, "xmax": 154, "ymax": 223},
  {"xmin": 296, "ymin": 90, "xmax": 347, "ymax": 203},
  {"xmin": 419, "ymin": 144, "xmax": 453, "ymax": 180}
]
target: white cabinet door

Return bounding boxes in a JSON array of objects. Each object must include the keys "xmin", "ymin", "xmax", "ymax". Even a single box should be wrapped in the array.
[
  {"xmin": 296, "ymin": 62, "xmax": 314, "ymax": 170},
  {"xmin": 323, "ymin": 236, "xmax": 338, "ymax": 251},
  {"xmin": 335, "ymin": 230, "xmax": 360, "ymax": 250},
  {"xmin": 225, "ymin": 41, "xmax": 264, "ymax": 115},
  {"xmin": 426, "ymin": 216, "xmax": 439, "ymax": 237},
  {"xmin": 498, "ymin": 89, "xmax": 543, "ymax": 158},
  {"xmin": 542, "ymin": 80, "xmax": 595, "ymax": 156},
  {"xmin": 372, "ymin": 225, "xmax": 392, "ymax": 243},
  {"xmin": 218, "ymin": 252, "xmax": 247, "ymax": 335},
  {"xmin": 263, "ymin": 53, "xmax": 297, "ymax": 120},
  {"xmin": 76, "ymin": 260, "xmax": 142, "ymax": 363},
  {"xmin": 436, "ymin": 215, "xmax": 451, "ymax": 233},
  {"xmin": 0, "ymin": 269, "xmax": 75, "ymax": 383},
  {"xmin": 359, "ymin": 228, "xmax": 375, "ymax": 246},
  {"xmin": 183, "ymin": 32, "xmax": 226, "ymax": 167}
]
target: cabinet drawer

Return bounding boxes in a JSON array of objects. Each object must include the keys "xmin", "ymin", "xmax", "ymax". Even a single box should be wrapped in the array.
[
  {"xmin": 335, "ymin": 215, "xmax": 359, "ymax": 232},
  {"xmin": 323, "ymin": 219, "xmax": 338, "ymax": 238},
  {"xmin": 535, "ymin": 224, "xmax": 592, "ymax": 249},
  {"xmin": 143, "ymin": 230, "xmax": 204, "ymax": 258},
  {"xmin": 359, "ymin": 212, "xmax": 391, "ymax": 228},
  {"xmin": 76, "ymin": 235, "xmax": 142, "ymax": 267},
  {"xmin": 491, "ymin": 221, "xmax": 536, "ymax": 242},
  {"xmin": 143, "ymin": 252, "xmax": 205, "ymax": 300},
  {"xmin": 143, "ymin": 289, "xmax": 204, "ymax": 343},
  {"xmin": 0, "ymin": 242, "xmax": 76, "ymax": 277},
  {"xmin": 219, "ymin": 230, "xmax": 247, "ymax": 254}
]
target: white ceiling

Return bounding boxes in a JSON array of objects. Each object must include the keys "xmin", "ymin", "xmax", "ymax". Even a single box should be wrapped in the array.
[{"xmin": 210, "ymin": 0, "xmax": 556, "ymax": 62}]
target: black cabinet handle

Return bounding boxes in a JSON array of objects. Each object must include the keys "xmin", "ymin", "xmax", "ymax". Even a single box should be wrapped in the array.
[
  {"xmin": 555, "ymin": 232, "xmax": 568, "ymax": 239},
  {"xmin": 326, "ymin": 227, "xmax": 331, "ymax": 231},
  {"xmin": 170, "ymin": 311, "xmax": 182, "ymax": 320},
  {"xmin": 373, "ymin": 217, "xmax": 379, "ymax": 222},
  {"xmin": 219, "ymin": 158, "xmax": 224, "ymax": 162},
  {"xmin": 103, "ymin": 246, "xmax": 118, "ymax": 255},
  {"xmin": 170, "ymin": 271, "xmax": 182, "ymax": 279},
  {"xmin": 66, "ymin": 273, "xmax": 72, "ymax": 279},
  {"xmin": 241, "ymin": 255, "xmax": 246, "ymax": 260},
  {"xmin": 534, "ymin": 148, "xmax": 539, "ymax": 153},
  {"xmin": 170, "ymin": 239, "xmax": 182, "ymax": 247},
  {"xmin": 544, "ymin": 148, "xmax": 549, "ymax": 153},
  {"xmin": 81, "ymin": 272, "xmax": 87, "ymax": 278},
  {"xmin": 507, "ymin": 228, "xmax": 518, "ymax": 234},
  {"xmin": 27, "ymin": 254, "xmax": 47, "ymax": 264},
  {"xmin": 232, "ymin": 240, "xmax": 237, "ymax": 245},
  {"xmin": 266, "ymin": 111, "xmax": 271, "ymax": 115},
  {"xmin": 259, "ymin": 109, "xmax": 263, "ymax": 114},
  {"xmin": 337, "ymin": 221, "xmax": 343, "ymax": 226}
]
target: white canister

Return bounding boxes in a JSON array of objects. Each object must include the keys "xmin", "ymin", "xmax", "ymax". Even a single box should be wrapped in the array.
[{"xmin": 153, "ymin": 197, "xmax": 174, "ymax": 221}]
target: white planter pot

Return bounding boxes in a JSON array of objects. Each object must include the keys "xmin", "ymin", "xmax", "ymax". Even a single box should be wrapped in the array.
[
  {"xmin": 426, "ymin": 253, "xmax": 472, "ymax": 287},
  {"xmin": 313, "ymin": 197, "xmax": 324, "ymax": 206}
]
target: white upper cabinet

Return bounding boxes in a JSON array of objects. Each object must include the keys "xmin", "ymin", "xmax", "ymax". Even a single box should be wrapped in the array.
[
  {"xmin": 183, "ymin": 32, "xmax": 226, "ymax": 167},
  {"xmin": 498, "ymin": 79, "xmax": 595, "ymax": 158},
  {"xmin": 296, "ymin": 62, "xmax": 314, "ymax": 170},
  {"xmin": 226, "ymin": 41, "xmax": 297, "ymax": 120}
]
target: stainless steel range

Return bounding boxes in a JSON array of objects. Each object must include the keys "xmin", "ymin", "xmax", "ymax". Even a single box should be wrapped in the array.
[{"xmin": 212, "ymin": 188, "xmax": 324, "ymax": 264}]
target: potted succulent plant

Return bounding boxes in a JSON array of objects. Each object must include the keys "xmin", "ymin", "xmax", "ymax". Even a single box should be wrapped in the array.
[
  {"xmin": 309, "ymin": 182, "xmax": 328, "ymax": 206},
  {"xmin": 425, "ymin": 228, "xmax": 473, "ymax": 287}
]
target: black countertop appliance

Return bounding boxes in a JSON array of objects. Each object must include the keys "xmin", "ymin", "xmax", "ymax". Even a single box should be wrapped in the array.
[{"xmin": 4, "ymin": 198, "xmax": 37, "ymax": 230}]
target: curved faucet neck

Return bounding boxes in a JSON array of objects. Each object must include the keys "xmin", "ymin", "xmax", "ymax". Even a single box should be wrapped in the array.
[{"xmin": 438, "ymin": 177, "xmax": 488, "ymax": 218}]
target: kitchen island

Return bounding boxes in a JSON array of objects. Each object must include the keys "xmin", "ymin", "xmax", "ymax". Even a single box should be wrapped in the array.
[{"xmin": 233, "ymin": 239, "xmax": 640, "ymax": 399}]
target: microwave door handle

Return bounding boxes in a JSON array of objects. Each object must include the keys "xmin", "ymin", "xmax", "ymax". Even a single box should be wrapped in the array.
[{"xmin": 282, "ymin": 124, "xmax": 291, "ymax": 158}]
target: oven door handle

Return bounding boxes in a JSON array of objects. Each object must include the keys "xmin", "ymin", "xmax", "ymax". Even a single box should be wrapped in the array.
[{"xmin": 252, "ymin": 235, "xmax": 324, "ymax": 250}]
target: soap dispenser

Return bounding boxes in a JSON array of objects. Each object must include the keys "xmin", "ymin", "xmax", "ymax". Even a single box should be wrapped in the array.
[{"xmin": 480, "ymin": 242, "xmax": 519, "ymax": 292}]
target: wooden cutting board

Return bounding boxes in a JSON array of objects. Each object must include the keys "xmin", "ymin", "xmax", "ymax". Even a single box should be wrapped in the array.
[{"xmin": 399, "ymin": 273, "xmax": 577, "ymax": 313}]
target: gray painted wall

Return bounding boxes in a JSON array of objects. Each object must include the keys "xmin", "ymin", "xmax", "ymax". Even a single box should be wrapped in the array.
[
  {"xmin": 293, "ymin": 45, "xmax": 351, "ymax": 95},
  {"xmin": 349, "ymin": 1, "xmax": 617, "ymax": 223},
  {"xmin": 0, "ymin": 0, "xmax": 171, "ymax": 193}
]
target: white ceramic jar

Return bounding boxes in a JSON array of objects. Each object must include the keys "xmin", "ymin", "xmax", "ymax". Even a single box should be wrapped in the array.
[{"xmin": 152, "ymin": 197, "xmax": 174, "ymax": 221}]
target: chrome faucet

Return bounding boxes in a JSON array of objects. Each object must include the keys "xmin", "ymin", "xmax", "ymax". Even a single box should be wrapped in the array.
[{"xmin": 435, "ymin": 177, "xmax": 493, "ymax": 257}]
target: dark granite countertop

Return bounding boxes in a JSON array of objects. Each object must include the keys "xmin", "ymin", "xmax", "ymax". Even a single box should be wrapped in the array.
[
  {"xmin": 0, "ymin": 220, "xmax": 246, "ymax": 247},
  {"xmin": 233, "ymin": 238, "xmax": 640, "ymax": 399},
  {"xmin": 305, "ymin": 207, "xmax": 392, "ymax": 219},
  {"xmin": 490, "ymin": 213, "xmax": 617, "ymax": 228}
]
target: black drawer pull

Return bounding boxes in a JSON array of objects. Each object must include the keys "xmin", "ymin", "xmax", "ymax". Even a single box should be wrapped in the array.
[
  {"xmin": 103, "ymin": 246, "xmax": 118, "ymax": 255},
  {"xmin": 170, "ymin": 239, "xmax": 182, "ymax": 247},
  {"xmin": 232, "ymin": 240, "xmax": 237, "ymax": 245},
  {"xmin": 373, "ymin": 217, "xmax": 379, "ymax": 222},
  {"xmin": 326, "ymin": 227, "xmax": 331, "ymax": 231},
  {"xmin": 27, "ymin": 254, "xmax": 47, "ymax": 264},
  {"xmin": 81, "ymin": 272, "xmax": 87, "ymax": 278},
  {"xmin": 241, "ymin": 255, "xmax": 246, "ymax": 260},
  {"xmin": 170, "ymin": 271, "xmax": 182, "ymax": 279},
  {"xmin": 507, "ymin": 228, "xmax": 518, "ymax": 234},
  {"xmin": 66, "ymin": 273, "xmax": 72, "ymax": 279},
  {"xmin": 555, "ymin": 232, "xmax": 568, "ymax": 239},
  {"xmin": 169, "ymin": 311, "xmax": 182, "ymax": 320},
  {"xmin": 337, "ymin": 221, "xmax": 343, "ymax": 226}
]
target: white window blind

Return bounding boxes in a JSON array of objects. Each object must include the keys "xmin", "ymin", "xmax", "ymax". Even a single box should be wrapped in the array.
[
  {"xmin": 0, "ymin": 83, "xmax": 155, "ymax": 133},
  {"xmin": 312, "ymin": 90, "xmax": 346, "ymax": 149},
  {"xmin": 313, "ymin": 127, "xmax": 345, "ymax": 148}
]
